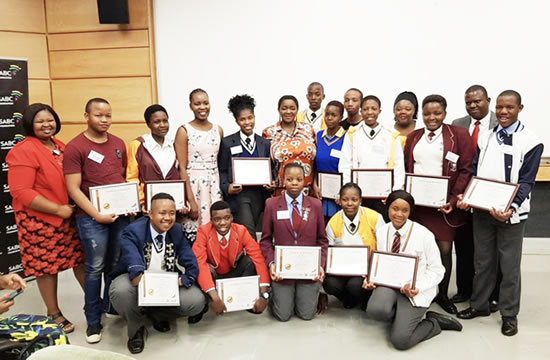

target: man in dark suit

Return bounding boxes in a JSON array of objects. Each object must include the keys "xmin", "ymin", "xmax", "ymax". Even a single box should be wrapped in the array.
[
  {"xmin": 451, "ymin": 85, "xmax": 500, "ymax": 308},
  {"xmin": 219, "ymin": 94, "xmax": 274, "ymax": 239},
  {"xmin": 110, "ymin": 193, "xmax": 206, "ymax": 354}
]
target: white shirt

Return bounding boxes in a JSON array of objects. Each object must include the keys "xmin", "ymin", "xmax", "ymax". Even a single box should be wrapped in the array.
[
  {"xmin": 239, "ymin": 131, "xmax": 256, "ymax": 153},
  {"xmin": 339, "ymin": 122, "xmax": 405, "ymax": 189},
  {"xmin": 216, "ymin": 230, "xmax": 231, "ymax": 244},
  {"xmin": 412, "ymin": 126, "xmax": 443, "ymax": 176},
  {"xmin": 148, "ymin": 225, "xmax": 166, "ymax": 272},
  {"xmin": 305, "ymin": 107, "xmax": 324, "ymax": 132},
  {"xmin": 468, "ymin": 111, "xmax": 492, "ymax": 144},
  {"xmin": 326, "ymin": 208, "xmax": 386, "ymax": 246},
  {"xmin": 375, "ymin": 220, "xmax": 444, "ymax": 307},
  {"xmin": 142, "ymin": 134, "xmax": 176, "ymax": 178}
]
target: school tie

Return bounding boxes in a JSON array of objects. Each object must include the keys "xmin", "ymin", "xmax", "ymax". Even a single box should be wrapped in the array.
[
  {"xmin": 311, "ymin": 112, "xmax": 317, "ymax": 121},
  {"xmin": 369, "ymin": 129, "xmax": 375, "ymax": 137},
  {"xmin": 471, "ymin": 120, "xmax": 481, "ymax": 149},
  {"xmin": 349, "ymin": 223, "xmax": 356, "ymax": 232},
  {"xmin": 220, "ymin": 235, "xmax": 228, "ymax": 248},
  {"xmin": 496, "ymin": 128, "xmax": 507, "ymax": 145},
  {"xmin": 427, "ymin": 131, "xmax": 436, "ymax": 141},
  {"xmin": 245, "ymin": 137, "xmax": 253, "ymax": 152},
  {"xmin": 154, "ymin": 234, "xmax": 164, "ymax": 252},
  {"xmin": 291, "ymin": 200, "xmax": 302, "ymax": 233},
  {"xmin": 391, "ymin": 231, "xmax": 401, "ymax": 253}
]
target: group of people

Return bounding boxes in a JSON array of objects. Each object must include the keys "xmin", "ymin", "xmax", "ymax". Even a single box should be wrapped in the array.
[{"xmin": 4, "ymin": 82, "xmax": 543, "ymax": 354}]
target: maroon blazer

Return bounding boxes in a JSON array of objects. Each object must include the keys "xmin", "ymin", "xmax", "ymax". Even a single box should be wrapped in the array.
[
  {"xmin": 404, "ymin": 124, "xmax": 474, "ymax": 224},
  {"xmin": 260, "ymin": 194, "xmax": 328, "ymax": 282}
]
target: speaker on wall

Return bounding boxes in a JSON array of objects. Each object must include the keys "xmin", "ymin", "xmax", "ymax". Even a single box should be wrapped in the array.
[{"xmin": 97, "ymin": 0, "xmax": 130, "ymax": 24}]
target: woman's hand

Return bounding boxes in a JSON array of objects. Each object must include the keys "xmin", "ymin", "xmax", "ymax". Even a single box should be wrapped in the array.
[
  {"xmin": 0, "ymin": 273, "xmax": 26, "ymax": 290},
  {"xmin": 456, "ymin": 194, "xmax": 470, "ymax": 210},
  {"xmin": 55, "ymin": 204, "xmax": 75, "ymax": 219},
  {"xmin": 489, "ymin": 208, "xmax": 512, "ymax": 222},
  {"xmin": 439, "ymin": 202, "xmax": 453, "ymax": 214},
  {"xmin": 263, "ymin": 181, "xmax": 277, "ymax": 192},
  {"xmin": 314, "ymin": 267, "xmax": 325, "ymax": 282},
  {"xmin": 400, "ymin": 283, "xmax": 419, "ymax": 298},
  {"xmin": 362, "ymin": 276, "xmax": 376, "ymax": 290},
  {"xmin": 94, "ymin": 213, "xmax": 118, "ymax": 224},
  {"xmin": 228, "ymin": 184, "xmax": 243, "ymax": 195},
  {"xmin": 188, "ymin": 200, "xmax": 199, "ymax": 220}
]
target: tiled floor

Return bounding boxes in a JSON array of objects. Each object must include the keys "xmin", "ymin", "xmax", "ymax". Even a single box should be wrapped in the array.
[{"xmin": 5, "ymin": 255, "xmax": 550, "ymax": 359}]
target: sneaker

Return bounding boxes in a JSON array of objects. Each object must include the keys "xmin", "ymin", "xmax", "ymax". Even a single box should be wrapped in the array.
[
  {"xmin": 105, "ymin": 307, "xmax": 121, "ymax": 319},
  {"xmin": 86, "ymin": 325, "xmax": 103, "ymax": 344}
]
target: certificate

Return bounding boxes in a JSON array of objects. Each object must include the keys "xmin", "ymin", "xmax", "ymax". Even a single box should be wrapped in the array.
[
  {"xmin": 216, "ymin": 275, "xmax": 260, "ymax": 312},
  {"xmin": 369, "ymin": 251, "xmax": 418, "ymax": 289},
  {"xmin": 405, "ymin": 174, "xmax": 449, "ymax": 208},
  {"xmin": 462, "ymin": 176, "xmax": 519, "ymax": 212},
  {"xmin": 232, "ymin": 157, "xmax": 272, "ymax": 186},
  {"xmin": 318, "ymin": 172, "xmax": 343, "ymax": 200},
  {"xmin": 89, "ymin": 182, "xmax": 140, "ymax": 215},
  {"xmin": 351, "ymin": 169, "xmax": 393, "ymax": 199},
  {"xmin": 326, "ymin": 246, "xmax": 369, "ymax": 276},
  {"xmin": 138, "ymin": 271, "xmax": 180, "ymax": 307},
  {"xmin": 275, "ymin": 246, "xmax": 321, "ymax": 280},
  {"xmin": 145, "ymin": 180, "xmax": 186, "ymax": 210}
]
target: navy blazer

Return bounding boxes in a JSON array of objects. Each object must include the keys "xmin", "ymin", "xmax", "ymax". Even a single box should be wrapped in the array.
[
  {"xmin": 218, "ymin": 131, "xmax": 272, "ymax": 213},
  {"xmin": 111, "ymin": 216, "xmax": 199, "ymax": 288}
]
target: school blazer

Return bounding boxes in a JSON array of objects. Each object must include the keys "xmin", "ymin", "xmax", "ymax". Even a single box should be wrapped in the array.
[{"xmin": 218, "ymin": 131, "xmax": 272, "ymax": 213}]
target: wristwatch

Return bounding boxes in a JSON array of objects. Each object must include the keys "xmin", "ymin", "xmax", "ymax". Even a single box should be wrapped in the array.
[{"xmin": 261, "ymin": 290, "xmax": 270, "ymax": 301}]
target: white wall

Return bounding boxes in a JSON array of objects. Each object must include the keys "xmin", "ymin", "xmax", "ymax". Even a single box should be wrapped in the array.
[{"xmin": 154, "ymin": 0, "xmax": 550, "ymax": 154}]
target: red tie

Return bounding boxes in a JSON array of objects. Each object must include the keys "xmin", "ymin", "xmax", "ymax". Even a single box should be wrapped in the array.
[
  {"xmin": 471, "ymin": 120, "xmax": 481, "ymax": 149},
  {"xmin": 391, "ymin": 232, "xmax": 401, "ymax": 253},
  {"xmin": 220, "ymin": 236, "xmax": 228, "ymax": 247},
  {"xmin": 427, "ymin": 131, "xmax": 435, "ymax": 141},
  {"xmin": 291, "ymin": 199, "xmax": 302, "ymax": 233}
]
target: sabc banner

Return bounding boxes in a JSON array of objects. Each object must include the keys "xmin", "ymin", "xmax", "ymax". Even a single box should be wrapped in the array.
[{"xmin": 0, "ymin": 58, "xmax": 28, "ymax": 274}]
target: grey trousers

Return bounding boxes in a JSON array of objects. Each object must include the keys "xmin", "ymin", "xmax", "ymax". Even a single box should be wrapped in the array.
[
  {"xmin": 470, "ymin": 210, "xmax": 526, "ymax": 317},
  {"xmin": 110, "ymin": 274, "xmax": 206, "ymax": 337},
  {"xmin": 271, "ymin": 281, "xmax": 321, "ymax": 322},
  {"xmin": 367, "ymin": 287, "xmax": 441, "ymax": 350}
]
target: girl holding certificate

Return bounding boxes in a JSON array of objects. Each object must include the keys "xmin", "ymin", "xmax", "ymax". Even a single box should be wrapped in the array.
[
  {"xmin": 364, "ymin": 190, "xmax": 462, "ymax": 350},
  {"xmin": 263, "ymin": 95, "xmax": 316, "ymax": 196},
  {"xmin": 393, "ymin": 91, "xmax": 419, "ymax": 147},
  {"xmin": 403, "ymin": 95, "xmax": 475, "ymax": 314}
]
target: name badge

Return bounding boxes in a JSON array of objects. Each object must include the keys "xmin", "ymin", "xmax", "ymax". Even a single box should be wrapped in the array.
[
  {"xmin": 277, "ymin": 210, "xmax": 290, "ymax": 220},
  {"xmin": 330, "ymin": 149, "xmax": 341, "ymax": 158},
  {"xmin": 445, "ymin": 151, "xmax": 459, "ymax": 163},
  {"xmin": 501, "ymin": 145, "xmax": 514, "ymax": 155},
  {"xmin": 231, "ymin": 145, "xmax": 243, "ymax": 155},
  {"xmin": 88, "ymin": 150, "xmax": 104, "ymax": 164}
]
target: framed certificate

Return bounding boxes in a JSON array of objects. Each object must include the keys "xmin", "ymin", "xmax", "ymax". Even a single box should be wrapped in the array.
[
  {"xmin": 462, "ymin": 176, "xmax": 519, "ymax": 212},
  {"xmin": 89, "ymin": 182, "xmax": 140, "ymax": 215},
  {"xmin": 216, "ymin": 275, "xmax": 260, "ymax": 312},
  {"xmin": 405, "ymin": 174, "xmax": 449, "ymax": 208},
  {"xmin": 351, "ymin": 169, "xmax": 393, "ymax": 199},
  {"xmin": 145, "ymin": 180, "xmax": 186, "ymax": 211},
  {"xmin": 275, "ymin": 246, "xmax": 321, "ymax": 280},
  {"xmin": 369, "ymin": 251, "xmax": 418, "ymax": 290},
  {"xmin": 138, "ymin": 272, "xmax": 180, "ymax": 307},
  {"xmin": 318, "ymin": 172, "xmax": 343, "ymax": 200},
  {"xmin": 326, "ymin": 246, "xmax": 369, "ymax": 276},
  {"xmin": 232, "ymin": 157, "xmax": 272, "ymax": 186}
]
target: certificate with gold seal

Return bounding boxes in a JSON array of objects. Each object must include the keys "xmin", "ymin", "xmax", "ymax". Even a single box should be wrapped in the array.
[
  {"xmin": 216, "ymin": 275, "xmax": 260, "ymax": 312},
  {"xmin": 275, "ymin": 246, "xmax": 321, "ymax": 280},
  {"xmin": 89, "ymin": 182, "xmax": 140, "ymax": 215},
  {"xmin": 138, "ymin": 271, "xmax": 180, "ymax": 307}
]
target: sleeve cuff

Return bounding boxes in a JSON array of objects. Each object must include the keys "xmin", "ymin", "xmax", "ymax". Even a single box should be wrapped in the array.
[{"xmin": 205, "ymin": 287, "xmax": 216, "ymax": 294}]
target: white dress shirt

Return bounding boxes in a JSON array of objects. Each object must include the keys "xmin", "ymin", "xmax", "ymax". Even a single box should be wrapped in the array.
[
  {"xmin": 142, "ymin": 134, "xmax": 176, "ymax": 178},
  {"xmin": 412, "ymin": 126, "xmax": 443, "ymax": 176},
  {"xmin": 239, "ymin": 131, "xmax": 256, "ymax": 153},
  {"xmin": 326, "ymin": 208, "xmax": 386, "ymax": 246},
  {"xmin": 148, "ymin": 225, "xmax": 166, "ymax": 272}
]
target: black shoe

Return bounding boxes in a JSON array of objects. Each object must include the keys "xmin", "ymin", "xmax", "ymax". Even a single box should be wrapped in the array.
[
  {"xmin": 85, "ymin": 324, "xmax": 103, "ymax": 344},
  {"xmin": 188, "ymin": 304, "xmax": 208, "ymax": 324},
  {"xmin": 450, "ymin": 293, "xmax": 470, "ymax": 304},
  {"xmin": 435, "ymin": 295, "xmax": 458, "ymax": 314},
  {"xmin": 426, "ymin": 311, "xmax": 463, "ymax": 331},
  {"xmin": 457, "ymin": 307, "xmax": 491, "ymax": 319},
  {"xmin": 501, "ymin": 317, "xmax": 518, "ymax": 336},
  {"xmin": 127, "ymin": 327, "xmax": 145, "ymax": 354},
  {"xmin": 153, "ymin": 319, "xmax": 170, "ymax": 333},
  {"xmin": 489, "ymin": 300, "xmax": 499, "ymax": 313}
]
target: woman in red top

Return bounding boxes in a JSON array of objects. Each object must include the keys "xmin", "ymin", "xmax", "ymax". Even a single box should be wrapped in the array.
[{"xmin": 7, "ymin": 103, "xmax": 84, "ymax": 333}]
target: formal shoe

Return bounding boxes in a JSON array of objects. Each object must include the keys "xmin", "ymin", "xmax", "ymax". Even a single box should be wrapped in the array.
[
  {"xmin": 105, "ymin": 307, "xmax": 121, "ymax": 319},
  {"xmin": 450, "ymin": 293, "xmax": 470, "ymax": 304},
  {"xmin": 426, "ymin": 311, "xmax": 463, "ymax": 331},
  {"xmin": 85, "ymin": 325, "xmax": 103, "ymax": 344},
  {"xmin": 435, "ymin": 295, "xmax": 458, "ymax": 314},
  {"xmin": 501, "ymin": 317, "xmax": 518, "ymax": 336},
  {"xmin": 153, "ymin": 319, "xmax": 170, "ymax": 333},
  {"xmin": 188, "ymin": 304, "xmax": 208, "ymax": 324},
  {"xmin": 457, "ymin": 307, "xmax": 491, "ymax": 319},
  {"xmin": 127, "ymin": 327, "xmax": 145, "ymax": 354},
  {"xmin": 489, "ymin": 300, "xmax": 499, "ymax": 313}
]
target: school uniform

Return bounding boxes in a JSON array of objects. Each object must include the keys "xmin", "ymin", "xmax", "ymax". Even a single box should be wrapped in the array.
[
  {"xmin": 367, "ymin": 220, "xmax": 445, "ymax": 350},
  {"xmin": 260, "ymin": 193, "xmax": 328, "ymax": 321},
  {"xmin": 297, "ymin": 107, "xmax": 326, "ymax": 132},
  {"xmin": 469, "ymin": 121, "xmax": 543, "ymax": 318},
  {"xmin": 218, "ymin": 131, "xmax": 271, "ymax": 238}
]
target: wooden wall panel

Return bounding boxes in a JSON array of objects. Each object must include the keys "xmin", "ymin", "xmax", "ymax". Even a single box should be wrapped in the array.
[
  {"xmin": 29, "ymin": 80, "xmax": 52, "ymax": 105},
  {"xmin": 45, "ymin": 0, "xmax": 148, "ymax": 33},
  {"xmin": 57, "ymin": 123, "xmax": 149, "ymax": 145},
  {"xmin": 48, "ymin": 30, "xmax": 149, "ymax": 51},
  {"xmin": 0, "ymin": 0, "xmax": 45, "ymax": 33},
  {"xmin": 49, "ymin": 48, "xmax": 151, "ymax": 79},
  {"xmin": 536, "ymin": 165, "xmax": 550, "ymax": 182},
  {"xmin": 51, "ymin": 77, "xmax": 153, "ymax": 122},
  {"xmin": 0, "ymin": 32, "xmax": 49, "ymax": 79}
]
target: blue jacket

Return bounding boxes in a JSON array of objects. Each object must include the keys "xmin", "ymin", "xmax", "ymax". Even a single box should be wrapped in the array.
[{"xmin": 112, "ymin": 216, "xmax": 199, "ymax": 288}]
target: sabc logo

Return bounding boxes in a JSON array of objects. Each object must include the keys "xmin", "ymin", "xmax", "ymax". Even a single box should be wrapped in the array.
[
  {"xmin": 0, "ymin": 90, "xmax": 24, "ymax": 106},
  {"xmin": 0, "ymin": 112, "xmax": 21, "ymax": 128},
  {"xmin": 0, "ymin": 64, "xmax": 21, "ymax": 79}
]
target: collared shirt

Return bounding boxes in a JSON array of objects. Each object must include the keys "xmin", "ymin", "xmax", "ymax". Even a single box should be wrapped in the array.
[
  {"xmin": 496, "ymin": 120, "xmax": 521, "ymax": 134},
  {"xmin": 363, "ymin": 123, "xmax": 381, "ymax": 139},
  {"xmin": 148, "ymin": 224, "xmax": 166, "ymax": 272},
  {"xmin": 285, "ymin": 191, "xmax": 303, "ymax": 227},
  {"xmin": 142, "ymin": 134, "xmax": 176, "ymax": 178},
  {"xmin": 239, "ymin": 131, "xmax": 256, "ymax": 153},
  {"xmin": 468, "ymin": 111, "xmax": 492, "ymax": 140},
  {"xmin": 306, "ymin": 107, "xmax": 322, "ymax": 125},
  {"xmin": 413, "ymin": 126, "xmax": 444, "ymax": 176},
  {"xmin": 387, "ymin": 219, "xmax": 412, "ymax": 253},
  {"xmin": 216, "ymin": 230, "xmax": 231, "ymax": 243},
  {"xmin": 320, "ymin": 127, "xmax": 346, "ymax": 141}
]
